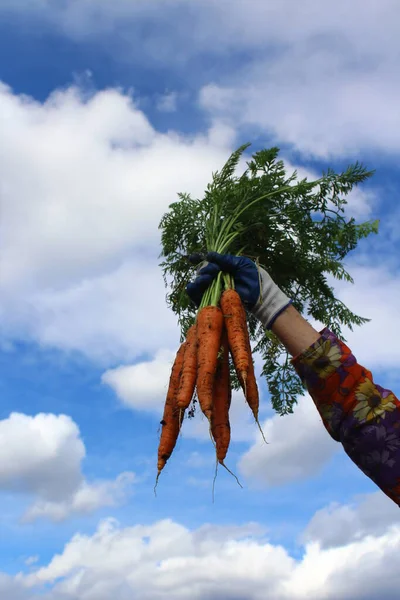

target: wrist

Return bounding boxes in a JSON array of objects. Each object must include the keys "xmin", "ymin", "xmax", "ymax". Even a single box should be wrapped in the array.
[
  {"xmin": 271, "ymin": 305, "xmax": 321, "ymax": 357},
  {"xmin": 251, "ymin": 270, "xmax": 292, "ymax": 329}
]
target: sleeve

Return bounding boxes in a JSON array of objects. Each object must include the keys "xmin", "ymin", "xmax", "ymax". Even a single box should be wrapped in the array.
[{"xmin": 292, "ymin": 328, "xmax": 400, "ymax": 507}]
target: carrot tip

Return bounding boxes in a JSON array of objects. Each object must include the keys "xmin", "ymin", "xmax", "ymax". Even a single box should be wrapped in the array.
[
  {"xmin": 219, "ymin": 461, "xmax": 243, "ymax": 489},
  {"xmin": 255, "ymin": 418, "xmax": 268, "ymax": 445},
  {"xmin": 154, "ymin": 472, "xmax": 161, "ymax": 496},
  {"xmin": 212, "ymin": 458, "xmax": 218, "ymax": 504},
  {"xmin": 209, "ymin": 424, "xmax": 216, "ymax": 448}
]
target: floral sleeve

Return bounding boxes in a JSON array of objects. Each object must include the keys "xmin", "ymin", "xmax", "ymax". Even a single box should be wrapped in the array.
[{"xmin": 292, "ymin": 328, "xmax": 400, "ymax": 507}]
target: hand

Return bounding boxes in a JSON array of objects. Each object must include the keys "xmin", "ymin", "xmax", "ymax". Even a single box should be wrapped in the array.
[{"xmin": 186, "ymin": 252, "xmax": 292, "ymax": 329}]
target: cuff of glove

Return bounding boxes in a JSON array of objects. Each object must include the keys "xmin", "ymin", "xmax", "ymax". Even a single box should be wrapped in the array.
[{"xmin": 252, "ymin": 298, "xmax": 293, "ymax": 330}]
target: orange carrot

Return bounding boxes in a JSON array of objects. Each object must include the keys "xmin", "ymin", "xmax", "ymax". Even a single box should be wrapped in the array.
[
  {"xmin": 244, "ymin": 334, "xmax": 267, "ymax": 444},
  {"xmin": 211, "ymin": 328, "xmax": 231, "ymax": 464},
  {"xmin": 176, "ymin": 324, "xmax": 198, "ymax": 412},
  {"xmin": 196, "ymin": 306, "xmax": 224, "ymax": 422},
  {"xmin": 245, "ymin": 335, "xmax": 259, "ymax": 421},
  {"xmin": 220, "ymin": 289, "xmax": 250, "ymax": 391},
  {"xmin": 156, "ymin": 342, "xmax": 186, "ymax": 483}
]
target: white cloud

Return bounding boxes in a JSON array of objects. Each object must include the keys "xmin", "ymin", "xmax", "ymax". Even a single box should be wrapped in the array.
[
  {"xmin": 0, "ymin": 80, "xmax": 391, "ymax": 367},
  {"xmin": 282, "ymin": 159, "xmax": 375, "ymax": 219},
  {"xmin": 102, "ymin": 349, "xmax": 176, "ymax": 412},
  {"xmin": 16, "ymin": 260, "xmax": 178, "ymax": 364},
  {"xmin": 15, "ymin": 513, "xmax": 400, "ymax": 600},
  {"xmin": 3, "ymin": 0, "xmax": 399, "ymax": 157},
  {"xmin": 301, "ymin": 491, "xmax": 400, "ymax": 549},
  {"xmin": 239, "ymin": 395, "xmax": 338, "ymax": 486},
  {"xmin": 0, "ymin": 83, "xmax": 229, "ymax": 291},
  {"xmin": 2, "ymin": 0, "xmax": 400, "ymax": 157},
  {"xmin": 24, "ymin": 472, "xmax": 134, "ymax": 523},
  {"xmin": 0, "ymin": 574, "xmax": 28, "ymax": 600},
  {"xmin": 326, "ymin": 264, "xmax": 400, "ymax": 370},
  {"xmin": 0, "ymin": 413, "xmax": 134, "ymax": 521},
  {"xmin": 0, "ymin": 413, "xmax": 84, "ymax": 499},
  {"xmin": 195, "ymin": 2, "xmax": 400, "ymax": 158},
  {"xmin": 0, "ymin": 83, "xmax": 234, "ymax": 362},
  {"xmin": 2, "ymin": 1, "xmax": 398, "ymax": 59},
  {"xmin": 200, "ymin": 48, "xmax": 400, "ymax": 158}
]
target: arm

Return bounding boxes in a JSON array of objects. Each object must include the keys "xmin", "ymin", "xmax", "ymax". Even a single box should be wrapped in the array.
[
  {"xmin": 187, "ymin": 252, "xmax": 400, "ymax": 506},
  {"xmin": 271, "ymin": 304, "xmax": 321, "ymax": 357},
  {"xmin": 273, "ymin": 304, "xmax": 400, "ymax": 507}
]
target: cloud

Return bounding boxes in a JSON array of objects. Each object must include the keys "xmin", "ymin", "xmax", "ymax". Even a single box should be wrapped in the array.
[
  {"xmin": 3, "ymin": 0, "xmax": 399, "ymax": 157},
  {"xmin": 0, "ymin": 413, "xmax": 134, "ymax": 521},
  {"xmin": 24, "ymin": 472, "xmax": 134, "ymax": 523},
  {"xmin": 0, "ymin": 80, "xmax": 392, "ymax": 367},
  {"xmin": 0, "ymin": 413, "xmax": 84, "ymax": 499},
  {"xmin": 0, "ymin": 574, "xmax": 28, "ymax": 600},
  {"xmin": 194, "ymin": 3, "xmax": 400, "ymax": 158},
  {"xmin": 328, "ymin": 264, "xmax": 400, "ymax": 370},
  {"xmin": 102, "ymin": 349, "xmax": 176, "ymax": 412},
  {"xmin": 239, "ymin": 395, "xmax": 338, "ymax": 486},
  {"xmin": 0, "ymin": 83, "xmax": 234, "ymax": 362},
  {"xmin": 16, "ymin": 260, "xmax": 178, "ymax": 364},
  {"xmin": 16, "ymin": 512, "xmax": 400, "ymax": 600},
  {"xmin": 2, "ymin": 1, "xmax": 398, "ymax": 58},
  {"xmin": 200, "ymin": 49, "xmax": 400, "ymax": 158},
  {"xmin": 301, "ymin": 491, "xmax": 400, "ymax": 549}
]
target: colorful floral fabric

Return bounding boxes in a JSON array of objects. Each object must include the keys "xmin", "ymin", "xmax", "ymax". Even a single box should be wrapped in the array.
[{"xmin": 292, "ymin": 328, "xmax": 400, "ymax": 507}]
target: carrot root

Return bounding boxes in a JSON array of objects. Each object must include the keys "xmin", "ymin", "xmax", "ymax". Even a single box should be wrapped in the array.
[
  {"xmin": 256, "ymin": 419, "xmax": 268, "ymax": 445},
  {"xmin": 212, "ymin": 458, "xmax": 218, "ymax": 504},
  {"xmin": 220, "ymin": 461, "xmax": 243, "ymax": 489}
]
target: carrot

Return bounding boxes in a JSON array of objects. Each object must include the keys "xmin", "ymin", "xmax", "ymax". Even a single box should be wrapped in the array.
[
  {"xmin": 221, "ymin": 289, "xmax": 267, "ymax": 443},
  {"xmin": 155, "ymin": 342, "xmax": 186, "ymax": 488},
  {"xmin": 245, "ymin": 336, "xmax": 259, "ymax": 421},
  {"xmin": 245, "ymin": 334, "xmax": 268, "ymax": 444},
  {"xmin": 211, "ymin": 327, "xmax": 243, "ymax": 498},
  {"xmin": 220, "ymin": 289, "xmax": 250, "ymax": 392},
  {"xmin": 176, "ymin": 324, "xmax": 198, "ymax": 415},
  {"xmin": 211, "ymin": 327, "xmax": 231, "ymax": 464},
  {"xmin": 196, "ymin": 306, "xmax": 224, "ymax": 422}
]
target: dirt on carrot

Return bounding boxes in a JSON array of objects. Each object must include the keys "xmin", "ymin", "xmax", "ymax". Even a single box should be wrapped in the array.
[
  {"xmin": 211, "ymin": 327, "xmax": 231, "ymax": 464},
  {"xmin": 156, "ymin": 342, "xmax": 186, "ymax": 486},
  {"xmin": 220, "ymin": 289, "xmax": 250, "ymax": 392},
  {"xmin": 196, "ymin": 305, "xmax": 224, "ymax": 422},
  {"xmin": 176, "ymin": 324, "xmax": 198, "ymax": 414}
]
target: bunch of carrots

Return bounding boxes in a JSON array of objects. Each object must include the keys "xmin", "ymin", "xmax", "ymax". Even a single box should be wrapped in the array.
[
  {"xmin": 156, "ymin": 274, "xmax": 264, "ymax": 488},
  {"xmin": 155, "ymin": 147, "xmax": 296, "ymax": 487}
]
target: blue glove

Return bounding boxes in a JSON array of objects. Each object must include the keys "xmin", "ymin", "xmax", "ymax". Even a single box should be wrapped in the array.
[
  {"xmin": 186, "ymin": 252, "xmax": 292, "ymax": 329},
  {"xmin": 185, "ymin": 260, "xmax": 222, "ymax": 307},
  {"xmin": 186, "ymin": 252, "xmax": 260, "ymax": 309}
]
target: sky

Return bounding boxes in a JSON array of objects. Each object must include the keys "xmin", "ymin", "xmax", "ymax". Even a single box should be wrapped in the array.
[{"xmin": 0, "ymin": 1, "xmax": 400, "ymax": 598}]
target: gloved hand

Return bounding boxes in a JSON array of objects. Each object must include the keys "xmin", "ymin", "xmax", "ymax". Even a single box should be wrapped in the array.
[{"xmin": 186, "ymin": 252, "xmax": 292, "ymax": 329}]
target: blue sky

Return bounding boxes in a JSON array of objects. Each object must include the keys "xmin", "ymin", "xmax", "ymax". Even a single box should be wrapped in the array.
[{"xmin": 1, "ymin": 1, "xmax": 400, "ymax": 598}]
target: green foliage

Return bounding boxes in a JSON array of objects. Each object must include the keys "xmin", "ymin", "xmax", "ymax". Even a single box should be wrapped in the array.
[{"xmin": 159, "ymin": 145, "xmax": 378, "ymax": 415}]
